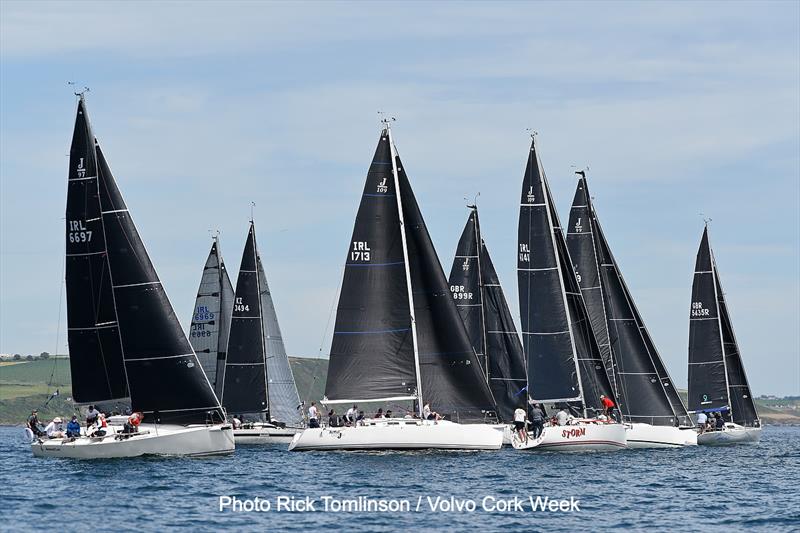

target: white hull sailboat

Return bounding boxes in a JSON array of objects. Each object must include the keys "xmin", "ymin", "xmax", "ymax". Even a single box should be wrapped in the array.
[
  {"xmin": 625, "ymin": 423, "xmax": 697, "ymax": 448},
  {"xmin": 31, "ymin": 423, "xmax": 234, "ymax": 459},
  {"xmin": 697, "ymin": 424, "xmax": 761, "ymax": 446},
  {"xmin": 289, "ymin": 418, "xmax": 503, "ymax": 451},
  {"xmin": 512, "ymin": 421, "xmax": 627, "ymax": 452},
  {"xmin": 295, "ymin": 122, "xmax": 502, "ymax": 452},
  {"xmin": 688, "ymin": 227, "xmax": 762, "ymax": 446},
  {"xmin": 515, "ymin": 133, "xmax": 627, "ymax": 453},
  {"xmin": 37, "ymin": 95, "xmax": 235, "ymax": 459}
]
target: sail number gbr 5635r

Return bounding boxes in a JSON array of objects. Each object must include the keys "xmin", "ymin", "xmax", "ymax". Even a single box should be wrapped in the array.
[{"xmin": 68, "ymin": 220, "xmax": 92, "ymax": 243}]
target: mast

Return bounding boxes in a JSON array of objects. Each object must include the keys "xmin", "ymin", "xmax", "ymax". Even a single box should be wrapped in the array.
[
  {"xmin": 252, "ymin": 220, "xmax": 271, "ymax": 417},
  {"xmin": 472, "ymin": 207, "xmax": 490, "ymax": 379},
  {"xmin": 387, "ymin": 122, "xmax": 423, "ymax": 417},
  {"xmin": 708, "ymin": 230, "xmax": 732, "ymax": 421}
]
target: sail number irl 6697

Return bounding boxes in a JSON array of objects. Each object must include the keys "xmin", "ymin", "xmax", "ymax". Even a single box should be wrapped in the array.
[{"xmin": 68, "ymin": 220, "xmax": 92, "ymax": 243}]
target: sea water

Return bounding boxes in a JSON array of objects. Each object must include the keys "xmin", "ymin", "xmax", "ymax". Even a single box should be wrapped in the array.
[{"xmin": 2, "ymin": 425, "xmax": 798, "ymax": 531}]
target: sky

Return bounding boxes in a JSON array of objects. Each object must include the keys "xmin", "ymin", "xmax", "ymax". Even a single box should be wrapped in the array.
[{"xmin": 1, "ymin": 1, "xmax": 798, "ymax": 396}]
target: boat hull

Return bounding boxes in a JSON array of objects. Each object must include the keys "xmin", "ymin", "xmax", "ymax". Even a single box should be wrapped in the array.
[
  {"xmin": 31, "ymin": 423, "xmax": 234, "ymax": 459},
  {"xmin": 697, "ymin": 424, "xmax": 761, "ymax": 446},
  {"xmin": 288, "ymin": 419, "xmax": 503, "ymax": 451},
  {"xmin": 512, "ymin": 422, "xmax": 627, "ymax": 452},
  {"xmin": 625, "ymin": 423, "xmax": 698, "ymax": 448},
  {"xmin": 234, "ymin": 423, "xmax": 301, "ymax": 444}
]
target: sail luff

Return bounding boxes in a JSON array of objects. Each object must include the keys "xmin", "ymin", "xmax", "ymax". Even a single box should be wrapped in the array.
[
  {"xmin": 709, "ymin": 243, "xmax": 732, "ymax": 418},
  {"xmin": 473, "ymin": 209, "xmax": 490, "ymax": 378},
  {"xmin": 387, "ymin": 125, "xmax": 424, "ymax": 417},
  {"xmin": 215, "ymin": 237, "xmax": 235, "ymax": 398}
]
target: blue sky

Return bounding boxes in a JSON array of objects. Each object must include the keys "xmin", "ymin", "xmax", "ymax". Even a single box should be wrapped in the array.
[{"xmin": 1, "ymin": 1, "xmax": 798, "ymax": 395}]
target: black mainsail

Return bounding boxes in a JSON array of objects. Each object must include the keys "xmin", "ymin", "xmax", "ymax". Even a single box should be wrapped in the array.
[
  {"xmin": 567, "ymin": 175, "xmax": 691, "ymax": 426},
  {"xmin": 189, "ymin": 237, "xmax": 234, "ymax": 398},
  {"xmin": 220, "ymin": 222, "xmax": 302, "ymax": 424},
  {"xmin": 448, "ymin": 207, "xmax": 526, "ymax": 421},
  {"xmin": 688, "ymin": 227, "xmax": 759, "ymax": 426},
  {"xmin": 66, "ymin": 96, "xmax": 224, "ymax": 424},
  {"xmin": 325, "ymin": 125, "xmax": 496, "ymax": 420},
  {"xmin": 516, "ymin": 135, "xmax": 616, "ymax": 416}
]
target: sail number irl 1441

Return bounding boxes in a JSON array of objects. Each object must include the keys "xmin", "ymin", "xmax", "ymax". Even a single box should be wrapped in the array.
[{"xmin": 68, "ymin": 220, "xmax": 92, "ymax": 243}]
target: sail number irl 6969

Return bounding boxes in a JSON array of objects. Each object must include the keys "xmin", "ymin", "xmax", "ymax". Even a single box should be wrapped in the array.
[{"xmin": 68, "ymin": 220, "xmax": 92, "ymax": 243}]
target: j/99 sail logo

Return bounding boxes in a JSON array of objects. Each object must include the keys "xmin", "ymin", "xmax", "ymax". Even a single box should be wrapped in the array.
[{"xmin": 68, "ymin": 220, "xmax": 92, "ymax": 243}]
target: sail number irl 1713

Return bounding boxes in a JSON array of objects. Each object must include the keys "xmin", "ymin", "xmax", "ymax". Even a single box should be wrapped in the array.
[
  {"xmin": 68, "ymin": 220, "xmax": 92, "ymax": 243},
  {"xmin": 351, "ymin": 241, "xmax": 371, "ymax": 262}
]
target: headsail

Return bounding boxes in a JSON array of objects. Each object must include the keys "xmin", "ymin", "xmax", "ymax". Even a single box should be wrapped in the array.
[
  {"xmin": 221, "ymin": 223, "xmax": 269, "ymax": 416},
  {"xmin": 189, "ymin": 237, "xmax": 234, "ymax": 398},
  {"xmin": 68, "ymin": 97, "xmax": 224, "ymax": 425},
  {"xmin": 258, "ymin": 251, "xmax": 303, "ymax": 426},
  {"xmin": 325, "ymin": 127, "xmax": 496, "ymax": 420},
  {"xmin": 65, "ymin": 98, "xmax": 128, "ymax": 404},
  {"xmin": 568, "ymin": 175, "xmax": 691, "ymax": 426},
  {"xmin": 516, "ymin": 135, "xmax": 615, "ymax": 415},
  {"xmin": 448, "ymin": 207, "xmax": 526, "ymax": 421}
]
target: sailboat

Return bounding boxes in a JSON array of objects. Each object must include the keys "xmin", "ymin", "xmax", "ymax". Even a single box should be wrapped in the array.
[
  {"xmin": 566, "ymin": 173, "xmax": 696, "ymax": 447},
  {"xmin": 32, "ymin": 95, "xmax": 234, "ymax": 458},
  {"xmin": 289, "ymin": 122, "xmax": 503, "ymax": 451},
  {"xmin": 688, "ymin": 226, "xmax": 761, "ymax": 445},
  {"xmin": 219, "ymin": 221, "xmax": 304, "ymax": 444},
  {"xmin": 447, "ymin": 205, "xmax": 527, "ymax": 443},
  {"xmin": 189, "ymin": 235, "xmax": 234, "ymax": 399},
  {"xmin": 513, "ymin": 134, "xmax": 626, "ymax": 452}
]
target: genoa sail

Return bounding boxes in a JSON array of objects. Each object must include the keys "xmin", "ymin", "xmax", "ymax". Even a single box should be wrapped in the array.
[
  {"xmin": 326, "ymin": 127, "xmax": 496, "ymax": 420},
  {"xmin": 448, "ymin": 207, "xmax": 526, "ymax": 421},
  {"xmin": 517, "ymin": 136, "xmax": 616, "ymax": 416},
  {"xmin": 189, "ymin": 237, "xmax": 234, "ymax": 398},
  {"xmin": 221, "ymin": 223, "xmax": 269, "ymax": 416},
  {"xmin": 258, "ymin": 252, "xmax": 303, "ymax": 426},
  {"xmin": 568, "ymin": 175, "xmax": 691, "ymax": 426},
  {"xmin": 66, "ymin": 97, "xmax": 225, "ymax": 425}
]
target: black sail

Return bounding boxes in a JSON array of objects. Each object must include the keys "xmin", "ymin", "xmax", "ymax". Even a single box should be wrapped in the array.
[
  {"xmin": 325, "ymin": 131, "xmax": 417, "ymax": 402},
  {"xmin": 567, "ymin": 176, "xmax": 691, "ymax": 426},
  {"xmin": 517, "ymin": 137, "xmax": 616, "ymax": 414},
  {"xmin": 189, "ymin": 238, "xmax": 234, "ymax": 398},
  {"xmin": 687, "ymin": 228, "xmax": 729, "ymax": 413},
  {"xmin": 448, "ymin": 208, "xmax": 526, "ymax": 420},
  {"xmin": 713, "ymin": 246, "xmax": 760, "ymax": 426},
  {"xmin": 565, "ymin": 179, "xmax": 616, "ymax": 390},
  {"xmin": 89, "ymin": 114, "xmax": 223, "ymax": 425},
  {"xmin": 221, "ymin": 223, "xmax": 269, "ymax": 415},
  {"xmin": 65, "ymin": 99, "xmax": 128, "ymax": 404},
  {"xmin": 397, "ymin": 160, "xmax": 496, "ymax": 420}
]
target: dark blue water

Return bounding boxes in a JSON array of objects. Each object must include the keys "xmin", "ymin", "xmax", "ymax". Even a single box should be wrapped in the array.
[{"xmin": 2, "ymin": 425, "xmax": 798, "ymax": 531}]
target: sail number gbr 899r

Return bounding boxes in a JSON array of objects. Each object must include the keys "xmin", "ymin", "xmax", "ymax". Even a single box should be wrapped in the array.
[{"xmin": 68, "ymin": 220, "xmax": 92, "ymax": 243}]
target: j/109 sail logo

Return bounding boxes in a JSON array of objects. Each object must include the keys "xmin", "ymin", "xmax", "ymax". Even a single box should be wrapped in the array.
[
  {"xmin": 351, "ymin": 241, "xmax": 371, "ymax": 262},
  {"xmin": 691, "ymin": 301, "xmax": 710, "ymax": 317},
  {"xmin": 527, "ymin": 186, "xmax": 535, "ymax": 203},
  {"xmin": 376, "ymin": 177, "xmax": 388, "ymax": 193},
  {"xmin": 68, "ymin": 220, "xmax": 92, "ymax": 243}
]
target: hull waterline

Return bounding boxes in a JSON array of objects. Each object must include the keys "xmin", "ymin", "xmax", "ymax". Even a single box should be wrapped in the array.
[
  {"xmin": 512, "ymin": 422, "xmax": 627, "ymax": 452},
  {"xmin": 625, "ymin": 423, "xmax": 698, "ymax": 448},
  {"xmin": 697, "ymin": 424, "xmax": 761, "ymax": 446}
]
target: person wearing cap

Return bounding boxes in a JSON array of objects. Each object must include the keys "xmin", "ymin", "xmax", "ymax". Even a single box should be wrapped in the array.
[
  {"xmin": 44, "ymin": 417, "xmax": 65, "ymax": 439},
  {"xmin": 600, "ymin": 395, "xmax": 616, "ymax": 421},
  {"xmin": 66, "ymin": 415, "xmax": 81, "ymax": 438},
  {"xmin": 27, "ymin": 410, "xmax": 45, "ymax": 437}
]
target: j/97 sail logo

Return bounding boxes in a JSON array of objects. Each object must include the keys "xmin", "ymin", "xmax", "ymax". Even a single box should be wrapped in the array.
[
  {"xmin": 68, "ymin": 220, "xmax": 92, "ymax": 243},
  {"xmin": 351, "ymin": 241, "xmax": 371, "ymax": 262},
  {"xmin": 76, "ymin": 157, "xmax": 86, "ymax": 178}
]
